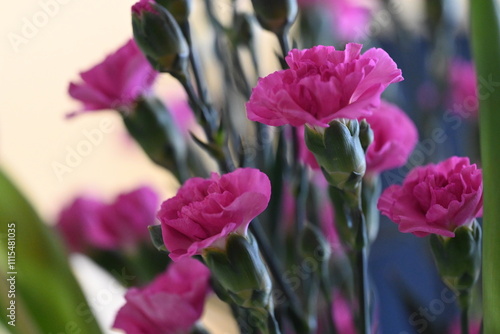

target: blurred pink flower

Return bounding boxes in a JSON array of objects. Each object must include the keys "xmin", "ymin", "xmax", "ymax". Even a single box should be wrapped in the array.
[
  {"xmin": 68, "ymin": 39, "xmax": 157, "ymax": 117},
  {"xmin": 330, "ymin": 0, "xmax": 372, "ymax": 41},
  {"xmin": 364, "ymin": 100, "xmax": 418, "ymax": 174},
  {"xmin": 246, "ymin": 43, "xmax": 403, "ymax": 127},
  {"xmin": 448, "ymin": 318, "xmax": 481, "ymax": 334},
  {"xmin": 99, "ymin": 186, "xmax": 159, "ymax": 249},
  {"xmin": 448, "ymin": 59, "xmax": 478, "ymax": 118},
  {"xmin": 56, "ymin": 186, "xmax": 159, "ymax": 252},
  {"xmin": 168, "ymin": 99, "xmax": 197, "ymax": 136},
  {"xmin": 332, "ymin": 292, "xmax": 356, "ymax": 334},
  {"xmin": 56, "ymin": 196, "xmax": 106, "ymax": 253},
  {"xmin": 378, "ymin": 157, "xmax": 483, "ymax": 237},
  {"xmin": 158, "ymin": 168, "xmax": 271, "ymax": 261},
  {"xmin": 113, "ymin": 258, "xmax": 211, "ymax": 334}
]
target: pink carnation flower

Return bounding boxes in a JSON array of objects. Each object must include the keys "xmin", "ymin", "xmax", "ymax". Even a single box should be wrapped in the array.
[
  {"xmin": 158, "ymin": 168, "xmax": 271, "ymax": 261},
  {"xmin": 68, "ymin": 39, "xmax": 157, "ymax": 117},
  {"xmin": 99, "ymin": 186, "xmax": 159, "ymax": 249},
  {"xmin": 56, "ymin": 196, "xmax": 106, "ymax": 253},
  {"xmin": 363, "ymin": 100, "xmax": 418, "ymax": 174},
  {"xmin": 448, "ymin": 59, "xmax": 478, "ymax": 118},
  {"xmin": 113, "ymin": 258, "xmax": 211, "ymax": 334},
  {"xmin": 377, "ymin": 157, "xmax": 483, "ymax": 237},
  {"xmin": 298, "ymin": 100, "xmax": 417, "ymax": 174},
  {"xmin": 56, "ymin": 186, "xmax": 159, "ymax": 252},
  {"xmin": 246, "ymin": 43, "xmax": 403, "ymax": 127}
]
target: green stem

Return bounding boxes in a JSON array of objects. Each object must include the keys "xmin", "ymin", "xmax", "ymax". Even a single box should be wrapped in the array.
[
  {"xmin": 461, "ymin": 306, "xmax": 469, "ymax": 334},
  {"xmin": 352, "ymin": 205, "xmax": 370, "ymax": 334},
  {"xmin": 277, "ymin": 29, "xmax": 291, "ymax": 59},
  {"xmin": 181, "ymin": 22, "xmax": 209, "ymax": 106},
  {"xmin": 470, "ymin": 1, "xmax": 500, "ymax": 332},
  {"xmin": 250, "ymin": 219, "xmax": 310, "ymax": 333}
]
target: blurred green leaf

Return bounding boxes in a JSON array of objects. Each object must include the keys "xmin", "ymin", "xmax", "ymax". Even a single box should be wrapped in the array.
[
  {"xmin": 470, "ymin": 0, "xmax": 500, "ymax": 332},
  {"xmin": 0, "ymin": 168, "xmax": 102, "ymax": 334}
]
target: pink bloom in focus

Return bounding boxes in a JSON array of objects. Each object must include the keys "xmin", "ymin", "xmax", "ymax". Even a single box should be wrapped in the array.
[
  {"xmin": 377, "ymin": 157, "xmax": 483, "ymax": 237},
  {"xmin": 448, "ymin": 59, "xmax": 478, "ymax": 118},
  {"xmin": 364, "ymin": 100, "xmax": 418, "ymax": 174},
  {"xmin": 158, "ymin": 168, "xmax": 271, "ymax": 261},
  {"xmin": 56, "ymin": 197, "xmax": 106, "ymax": 253},
  {"xmin": 246, "ymin": 43, "xmax": 403, "ymax": 127},
  {"xmin": 113, "ymin": 258, "xmax": 211, "ymax": 334},
  {"xmin": 68, "ymin": 39, "xmax": 157, "ymax": 117},
  {"xmin": 99, "ymin": 186, "xmax": 159, "ymax": 249}
]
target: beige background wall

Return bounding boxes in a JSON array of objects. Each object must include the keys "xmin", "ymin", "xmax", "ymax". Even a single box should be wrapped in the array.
[{"xmin": 1, "ymin": 0, "xmax": 176, "ymax": 223}]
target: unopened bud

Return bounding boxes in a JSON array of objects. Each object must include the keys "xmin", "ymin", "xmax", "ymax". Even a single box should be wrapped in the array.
[
  {"xmin": 305, "ymin": 119, "xmax": 366, "ymax": 191},
  {"xmin": 300, "ymin": 223, "xmax": 331, "ymax": 262},
  {"xmin": 359, "ymin": 119, "xmax": 374, "ymax": 153},
  {"xmin": 156, "ymin": 0, "xmax": 192, "ymax": 25},
  {"xmin": 132, "ymin": 0, "xmax": 189, "ymax": 74},
  {"xmin": 203, "ymin": 233, "xmax": 273, "ymax": 310},
  {"xmin": 251, "ymin": 0, "xmax": 298, "ymax": 35},
  {"xmin": 123, "ymin": 96, "xmax": 187, "ymax": 176},
  {"xmin": 430, "ymin": 220, "xmax": 482, "ymax": 302}
]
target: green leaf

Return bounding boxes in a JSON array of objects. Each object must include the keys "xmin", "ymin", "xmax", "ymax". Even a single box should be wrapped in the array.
[
  {"xmin": 470, "ymin": 0, "xmax": 500, "ymax": 331},
  {"xmin": 0, "ymin": 168, "xmax": 102, "ymax": 334}
]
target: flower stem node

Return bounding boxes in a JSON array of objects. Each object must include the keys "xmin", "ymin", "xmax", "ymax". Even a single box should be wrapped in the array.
[
  {"xmin": 430, "ymin": 220, "xmax": 482, "ymax": 306},
  {"xmin": 202, "ymin": 233, "xmax": 273, "ymax": 311},
  {"xmin": 305, "ymin": 119, "xmax": 366, "ymax": 192},
  {"xmin": 132, "ymin": 1, "xmax": 189, "ymax": 75},
  {"xmin": 250, "ymin": 0, "xmax": 298, "ymax": 35}
]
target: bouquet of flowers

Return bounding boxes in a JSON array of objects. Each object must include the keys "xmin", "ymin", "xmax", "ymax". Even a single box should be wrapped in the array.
[{"xmin": 2, "ymin": 0, "xmax": 500, "ymax": 333}]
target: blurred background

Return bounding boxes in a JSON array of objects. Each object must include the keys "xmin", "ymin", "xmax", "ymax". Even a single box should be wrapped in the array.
[{"xmin": 0, "ymin": 0, "xmax": 481, "ymax": 333}]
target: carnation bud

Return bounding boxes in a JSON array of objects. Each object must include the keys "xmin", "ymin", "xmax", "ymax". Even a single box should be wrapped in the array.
[
  {"xmin": 232, "ymin": 13, "xmax": 253, "ymax": 47},
  {"xmin": 148, "ymin": 225, "xmax": 167, "ymax": 252},
  {"xmin": 156, "ymin": 0, "xmax": 192, "ymax": 25},
  {"xmin": 202, "ymin": 233, "xmax": 273, "ymax": 311},
  {"xmin": 132, "ymin": 1, "xmax": 189, "ymax": 74},
  {"xmin": 359, "ymin": 119, "xmax": 374, "ymax": 153},
  {"xmin": 251, "ymin": 0, "xmax": 298, "ymax": 35},
  {"xmin": 123, "ymin": 96, "xmax": 188, "ymax": 179},
  {"xmin": 430, "ymin": 220, "xmax": 482, "ymax": 306},
  {"xmin": 300, "ymin": 223, "xmax": 331, "ymax": 262},
  {"xmin": 305, "ymin": 119, "xmax": 366, "ymax": 191}
]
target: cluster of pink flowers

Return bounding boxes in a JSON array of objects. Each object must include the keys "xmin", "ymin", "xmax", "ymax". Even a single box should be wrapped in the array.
[
  {"xmin": 113, "ymin": 258, "xmax": 211, "ymax": 334},
  {"xmin": 57, "ymin": 186, "xmax": 159, "ymax": 252}
]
